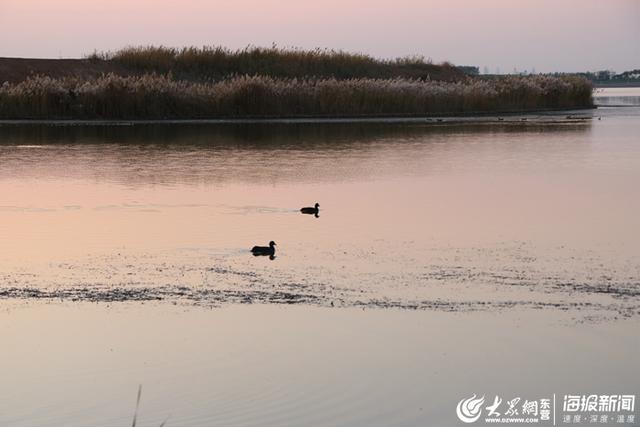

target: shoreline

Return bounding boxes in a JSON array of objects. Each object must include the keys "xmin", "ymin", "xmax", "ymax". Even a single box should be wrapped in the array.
[
  {"xmin": 0, "ymin": 106, "xmax": 596, "ymax": 126},
  {"xmin": 0, "ymin": 71, "xmax": 594, "ymax": 122}
]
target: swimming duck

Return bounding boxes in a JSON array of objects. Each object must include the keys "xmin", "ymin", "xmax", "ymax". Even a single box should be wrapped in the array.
[
  {"xmin": 251, "ymin": 241, "xmax": 276, "ymax": 256},
  {"xmin": 300, "ymin": 203, "xmax": 320, "ymax": 215}
]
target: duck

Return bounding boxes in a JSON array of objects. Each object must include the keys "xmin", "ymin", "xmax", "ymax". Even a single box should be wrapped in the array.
[
  {"xmin": 251, "ymin": 241, "xmax": 276, "ymax": 256},
  {"xmin": 300, "ymin": 203, "xmax": 320, "ymax": 216}
]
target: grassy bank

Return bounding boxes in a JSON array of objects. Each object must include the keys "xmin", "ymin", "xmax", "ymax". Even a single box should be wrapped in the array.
[
  {"xmin": 0, "ymin": 46, "xmax": 593, "ymax": 119},
  {"xmin": 88, "ymin": 46, "xmax": 465, "ymax": 82},
  {"xmin": 0, "ymin": 73, "xmax": 592, "ymax": 120}
]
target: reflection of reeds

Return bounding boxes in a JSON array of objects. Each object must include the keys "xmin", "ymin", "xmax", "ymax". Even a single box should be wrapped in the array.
[
  {"xmin": 131, "ymin": 385, "xmax": 169, "ymax": 427},
  {"xmin": 0, "ymin": 73, "xmax": 592, "ymax": 119},
  {"xmin": 88, "ymin": 46, "xmax": 461, "ymax": 81},
  {"xmin": 132, "ymin": 385, "xmax": 141, "ymax": 427}
]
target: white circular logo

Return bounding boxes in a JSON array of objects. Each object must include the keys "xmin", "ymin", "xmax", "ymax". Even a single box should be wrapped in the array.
[{"xmin": 456, "ymin": 394, "xmax": 485, "ymax": 423}]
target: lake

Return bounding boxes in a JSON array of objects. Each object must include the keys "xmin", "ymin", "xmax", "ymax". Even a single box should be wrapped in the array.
[{"xmin": 0, "ymin": 88, "xmax": 639, "ymax": 426}]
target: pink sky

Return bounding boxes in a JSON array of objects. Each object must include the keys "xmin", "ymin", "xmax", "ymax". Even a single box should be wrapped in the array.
[{"xmin": 1, "ymin": 0, "xmax": 638, "ymax": 72}]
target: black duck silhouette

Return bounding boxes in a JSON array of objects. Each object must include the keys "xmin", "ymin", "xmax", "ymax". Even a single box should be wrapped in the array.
[
  {"xmin": 300, "ymin": 203, "xmax": 320, "ymax": 217},
  {"xmin": 251, "ymin": 241, "xmax": 276, "ymax": 256}
]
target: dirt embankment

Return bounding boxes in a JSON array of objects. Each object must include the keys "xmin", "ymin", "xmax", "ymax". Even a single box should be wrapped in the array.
[{"xmin": 0, "ymin": 57, "xmax": 132, "ymax": 83}]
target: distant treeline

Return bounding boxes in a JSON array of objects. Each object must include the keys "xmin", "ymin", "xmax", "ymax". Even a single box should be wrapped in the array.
[
  {"xmin": 0, "ymin": 73, "xmax": 592, "ymax": 120},
  {"xmin": 87, "ymin": 46, "xmax": 465, "ymax": 82},
  {"xmin": 570, "ymin": 69, "xmax": 640, "ymax": 86}
]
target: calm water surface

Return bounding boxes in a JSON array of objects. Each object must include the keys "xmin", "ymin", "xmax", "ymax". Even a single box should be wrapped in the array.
[{"xmin": 0, "ymin": 88, "xmax": 639, "ymax": 426}]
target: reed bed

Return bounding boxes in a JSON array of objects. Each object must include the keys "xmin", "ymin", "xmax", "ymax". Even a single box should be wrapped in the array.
[
  {"xmin": 0, "ymin": 73, "xmax": 592, "ymax": 120},
  {"xmin": 88, "ymin": 46, "xmax": 463, "ymax": 81}
]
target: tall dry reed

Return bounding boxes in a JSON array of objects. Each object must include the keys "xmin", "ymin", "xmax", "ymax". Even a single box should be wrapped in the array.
[
  {"xmin": 88, "ymin": 46, "xmax": 463, "ymax": 81},
  {"xmin": 0, "ymin": 73, "xmax": 593, "ymax": 119}
]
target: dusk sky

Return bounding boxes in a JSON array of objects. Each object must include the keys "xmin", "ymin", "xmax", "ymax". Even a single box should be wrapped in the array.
[{"xmin": 1, "ymin": 0, "xmax": 638, "ymax": 73}]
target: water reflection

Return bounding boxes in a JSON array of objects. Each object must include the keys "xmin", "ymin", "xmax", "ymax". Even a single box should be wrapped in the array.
[
  {"xmin": 0, "ymin": 121, "xmax": 593, "ymax": 187},
  {"xmin": 0, "ymin": 120, "xmax": 594, "ymax": 147},
  {"xmin": 594, "ymin": 87, "xmax": 640, "ymax": 106}
]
